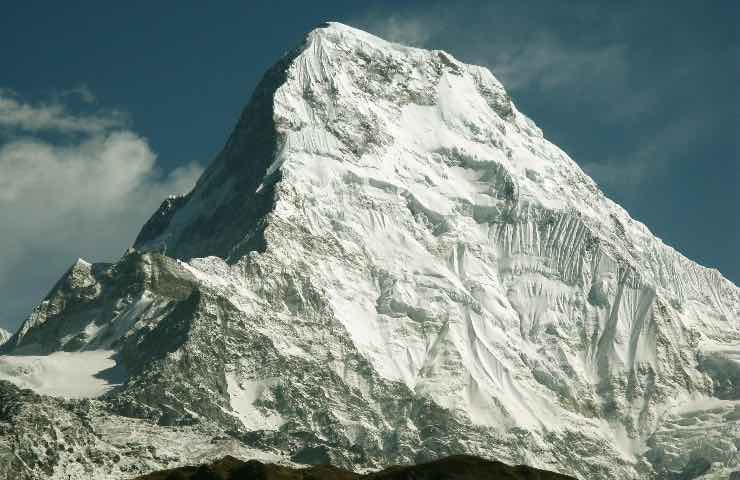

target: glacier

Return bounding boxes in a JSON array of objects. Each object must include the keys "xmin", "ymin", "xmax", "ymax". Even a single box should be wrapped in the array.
[{"xmin": 0, "ymin": 22, "xmax": 737, "ymax": 480}]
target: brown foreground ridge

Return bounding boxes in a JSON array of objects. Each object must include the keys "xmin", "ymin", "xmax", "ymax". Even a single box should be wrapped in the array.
[{"xmin": 132, "ymin": 454, "xmax": 577, "ymax": 480}]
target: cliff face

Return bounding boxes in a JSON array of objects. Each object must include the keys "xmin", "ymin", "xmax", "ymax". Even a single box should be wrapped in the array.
[{"xmin": 1, "ymin": 23, "xmax": 738, "ymax": 480}]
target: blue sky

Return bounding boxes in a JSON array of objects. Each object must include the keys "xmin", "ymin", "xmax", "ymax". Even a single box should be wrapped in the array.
[{"xmin": 0, "ymin": 1, "xmax": 737, "ymax": 330}]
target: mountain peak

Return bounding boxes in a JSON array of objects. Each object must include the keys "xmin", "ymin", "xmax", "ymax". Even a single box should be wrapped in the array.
[
  {"xmin": 309, "ymin": 21, "xmax": 407, "ymax": 46},
  {"xmin": 132, "ymin": 22, "xmax": 533, "ymax": 262},
  {"xmin": 310, "ymin": 21, "xmax": 386, "ymax": 40},
  {"xmin": 310, "ymin": 21, "xmax": 462, "ymax": 62}
]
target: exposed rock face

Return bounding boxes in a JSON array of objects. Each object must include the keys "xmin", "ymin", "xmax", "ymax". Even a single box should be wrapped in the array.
[
  {"xmin": 0, "ymin": 380, "xmax": 281, "ymax": 479},
  {"xmin": 0, "ymin": 22, "xmax": 738, "ymax": 480},
  {"xmin": 132, "ymin": 454, "xmax": 577, "ymax": 480}
]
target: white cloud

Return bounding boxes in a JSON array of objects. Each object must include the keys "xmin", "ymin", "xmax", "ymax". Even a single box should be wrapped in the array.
[
  {"xmin": 58, "ymin": 84, "xmax": 97, "ymax": 104},
  {"xmin": 0, "ymin": 89, "xmax": 125, "ymax": 133},
  {"xmin": 484, "ymin": 34, "xmax": 628, "ymax": 92},
  {"xmin": 582, "ymin": 116, "xmax": 703, "ymax": 190},
  {"xmin": 0, "ymin": 90, "xmax": 202, "ymax": 330},
  {"xmin": 362, "ymin": 13, "xmax": 438, "ymax": 47}
]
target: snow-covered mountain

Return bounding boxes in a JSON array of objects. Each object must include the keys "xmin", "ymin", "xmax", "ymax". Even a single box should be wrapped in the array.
[
  {"xmin": 0, "ymin": 329, "xmax": 9, "ymax": 346},
  {"xmin": 0, "ymin": 23, "xmax": 738, "ymax": 480}
]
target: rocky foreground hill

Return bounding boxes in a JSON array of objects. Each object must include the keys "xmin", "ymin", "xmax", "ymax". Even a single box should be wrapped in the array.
[{"xmin": 132, "ymin": 455, "xmax": 576, "ymax": 480}]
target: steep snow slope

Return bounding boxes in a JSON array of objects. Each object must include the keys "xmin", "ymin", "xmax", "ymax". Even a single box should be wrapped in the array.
[{"xmin": 1, "ymin": 23, "xmax": 738, "ymax": 480}]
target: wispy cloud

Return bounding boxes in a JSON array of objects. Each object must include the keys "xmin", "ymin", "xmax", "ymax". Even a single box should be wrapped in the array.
[
  {"xmin": 582, "ymin": 116, "xmax": 705, "ymax": 190},
  {"xmin": 0, "ymin": 89, "xmax": 125, "ymax": 133},
  {"xmin": 58, "ymin": 84, "xmax": 97, "ymax": 104},
  {"xmin": 485, "ymin": 34, "xmax": 628, "ymax": 92},
  {"xmin": 361, "ymin": 13, "xmax": 440, "ymax": 47},
  {"xmin": 0, "ymin": 89, "xmax": 202, "ymax": 329},
  {"xmin": 358, "ymin": 7, "xmax": 630, "ymax": 94}
]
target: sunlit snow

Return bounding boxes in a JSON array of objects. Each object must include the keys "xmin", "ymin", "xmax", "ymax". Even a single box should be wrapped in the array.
[{"xmin": 0, "ymin": 350, "xmax": 125, "ymax": 398}]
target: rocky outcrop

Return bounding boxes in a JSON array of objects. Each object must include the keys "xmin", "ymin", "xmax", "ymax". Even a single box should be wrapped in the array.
[{"xmin": 0, "ymin": 381, "xmax": 281, "ymax": 480}]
